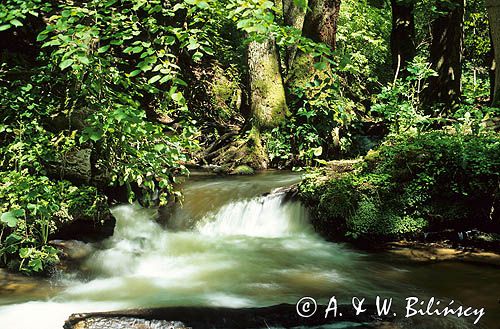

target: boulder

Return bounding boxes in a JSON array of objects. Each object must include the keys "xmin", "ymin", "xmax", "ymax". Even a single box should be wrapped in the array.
[
  {"xmin": 46, "ymin": 148, "xmax": 93, "ymax": 184},
  {"xmin": 64, "ymin": 304, "xmax": 389, "ymax": 329}
]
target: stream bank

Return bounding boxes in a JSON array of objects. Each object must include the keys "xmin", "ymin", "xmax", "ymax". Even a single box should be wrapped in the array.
[
  {"xmin": 0, "ymin": 172, "xmax": 499, "ymax": 329},
  {"xmin": 298, "ymin": 132, "xmax": 499, "ymax": 246}
]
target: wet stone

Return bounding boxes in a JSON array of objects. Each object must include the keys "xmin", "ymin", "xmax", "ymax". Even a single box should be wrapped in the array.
[{"xmin": 70, "ymin": 316, "xmax": 189, "ymax": 329}]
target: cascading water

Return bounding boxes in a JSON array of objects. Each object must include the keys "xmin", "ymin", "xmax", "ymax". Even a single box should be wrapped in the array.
[
  {"xmin": 0, "ymin": 173, "xmax": 497, "ymax": 329},
  {"xmin": 60, "ymin": 190, "xmax": 372, "ymax": 307},
  {"xmin": 196, "ymin": 193, "xmax": 311, "ymax": 237},
  {"xmin": 0, "ymin": 175, "xmax": 372, "ymax": 328}
]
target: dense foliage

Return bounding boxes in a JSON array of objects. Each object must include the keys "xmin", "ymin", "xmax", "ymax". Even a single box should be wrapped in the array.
[
  {"xmin": 0, "ymin": 0, "xmax": 499, "ymax": 272},
  {"xmin": 300, "ymin": 131, "xmax": 499, "ymax": 240}
]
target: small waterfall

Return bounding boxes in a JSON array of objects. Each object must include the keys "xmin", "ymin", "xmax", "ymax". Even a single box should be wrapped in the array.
[
  {"xmin": 196, "ymin": 192, "xmax": 311, "ymax": 238},
  {"xmin": 83, "ymin": 193, "xmax": 311, "ymax": 277},
  {"xmin": 0, "ymin": 174, "xmax": 490, "ymax": 329}
]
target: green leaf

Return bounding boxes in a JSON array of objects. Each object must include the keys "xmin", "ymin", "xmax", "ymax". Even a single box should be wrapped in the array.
[
  {"xmin": 1, "ymin": 209, "xmax": 24, "ymax": 228},
  {"xmin": 59, "ymin": 59, "xmax": 74, "ymax": 70},
  {"xmin": 0, "ymin": 24, "xmax": 12, "ymax": 32},
  {"xmin": 98, "ymin": 45, "xmax": 110, "ymax": 53},
  {"xmin": 28, "ymin": 258, "xmax": 43, "ymax": 272},
  {"xmin": 172, "ymin": 3, "xmax": 185, "ymax": 11},
  {"xmin": 196, "ymin": 1, "xmax": 209, "ymax": 9},
  {"xmin": 10, "ymin": 19, "xmax": 23, "ymax": 27},
  {"xmin": 171, "ymin": 92, "xmax": 183, "ymax": 103},
  {"xmin": 36, "ymin": 32, "xmax": 49, "ymax": 42},
  {"xmin": 313, "ymin": 61, "xmax": 327, "ymax": 71},
  {"xmin": 129, "ymin": 69, "xmax": 142, "ymax": 77},
  {"xmin": 314, "ymin": 158, "xmax": 329, "ymax": 165},
  {"xmin": 293, "ymin": 0, "xmax": 307, "ymax": 9},
  {"xmin": 113, "ymin": 109, "xmax": 128, "ymax": 122},
  {"xmin": 105, "ymin": 0, "xmax": 118, "ymax": 7},
  {"xmin": 187, "ymin": 41, "xmax": 199, "ymax": 51},
  {"xmin": 148, "ymin": 75, "xmax": 161, "ymax": 84},
  {"xmin": 164, "ymin": 36, "xmax": 175, "ymax": 45},
  {"xmin": 131, "ymin": 46, "xmax": 143, "ymax": 54},
  {"xmin": 78, "ymin": 55, "xmax": 90, "ymax": 65},
  {"xmin": 42, "ymin": 39, "xmax": 62, "ymax": 47},
  {"xmin": 89, "ymin": 130, "xmax": 103, "ymax": 142},
  {"xmin": 19, "ymin": 248, "xmax": 31, "ymax": 259},
  {"xmin": 173, "ymin": 78, "xmax": 187, "ymax": 87},
  {"xmin": 5, "ymin": 233, "xmax": 21, "ymax": 245},
  {"xmin": 192, "ymin": 51, "xmax": 203, "ymax": 61},
  {"xmin": 154, "ymin": 143, "xmax": 166, "ymax": 152},
  {"xmin": 313, "ymin": 146, "xmax": 323, "ymax": 157}
]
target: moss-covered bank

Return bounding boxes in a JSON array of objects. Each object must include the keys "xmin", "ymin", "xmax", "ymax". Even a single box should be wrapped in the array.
[{"xmin": 299, "ymin": 131, "xmax": 500, "ymax": 242}]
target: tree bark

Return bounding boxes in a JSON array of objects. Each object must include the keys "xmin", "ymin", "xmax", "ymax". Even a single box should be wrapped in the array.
[
  {"xmin": 247, "ymin": 38, "xmax": 288, "ymax": 130},
  {"xmin": 283, "ymin": 0, "xmax": 307, "ymax": 71},
  {"xmin": 423, "ymin": 0, "xmax": 465, "ymax": 114},
  {"xmin": 390, "ymin": 0, "xmax": 416, "ymax": 78},
  {"xmin": 302, "ymin": 0, "xmax": 341, "ymax": 49},
  {"xmin": 489, "ymin": 32, "xmax": 496, "ymax": 103},
  {"xmin": 486, "ymin": 0, "xmax": 500, "ymax": 107}
]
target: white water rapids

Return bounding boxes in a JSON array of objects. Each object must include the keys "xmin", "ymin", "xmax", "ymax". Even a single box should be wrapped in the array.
[
  {"xmin": 0, "ymin": 177, "xmax": 369, "ymax": 328},
  {"xmin": 0, "ymin": 173, "xmax": 496, "ymax": 329}
]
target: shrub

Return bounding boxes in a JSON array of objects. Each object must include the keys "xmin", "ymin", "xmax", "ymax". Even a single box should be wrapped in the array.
[
  {"xmin": 299, "ymin": 131, "xmax": 500, "ymax": 241},
  {"xmin": 0, "ymin": 170, "xmax": 109, "ymax": 273}
]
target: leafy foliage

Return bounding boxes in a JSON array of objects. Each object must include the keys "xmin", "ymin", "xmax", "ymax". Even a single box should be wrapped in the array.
[
  {"xmin": 372, "ymin": 56, "xmax": 437, "ymax": 134},
  {"xmin": 300, "ymin": 131, "xmax": 500, "ymax": 240},
  {"xmin": 0, "ymin": 0, "xmax": 499, "ymax": 273},
  {"xmin": 0, "ymin": 170, "xmax": 108, "ymax": 273}
]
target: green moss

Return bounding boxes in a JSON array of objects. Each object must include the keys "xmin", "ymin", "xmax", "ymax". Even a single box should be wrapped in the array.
[
  {"xmin": 364, "ymin": 149, "xmax": 380, "ymax": 163},
  {"xmin": 210, "ymin": 126, "xmax": 270, "ymax": 170},
  {"xmin": 248, "ymin": 39, "xmax": 289, "ymax": 130},
  {"xmin": 210, "ymin": 64, "xmax": 241, "ymax": 119},
  {"xmin": 299, "ymin": 131, "xmax": 500, "ymax": 241},
  {"xmin": 231, "ymin": 165, "xmax": 255, "ymax": 175}
]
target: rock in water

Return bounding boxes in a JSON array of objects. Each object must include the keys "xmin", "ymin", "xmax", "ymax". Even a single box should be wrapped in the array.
[
  {"xmin": 67, "ymin": 316, "xmax": 187, "ymax": 329},
  {"xmin": 65, "ymin": 304, "xmax": 388, "ymax": 329}
]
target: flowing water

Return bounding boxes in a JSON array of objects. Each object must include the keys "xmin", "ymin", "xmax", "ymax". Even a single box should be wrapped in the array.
[{"xmin": 0, "ymin": 172, "xmax": 498, "ymax": 329}]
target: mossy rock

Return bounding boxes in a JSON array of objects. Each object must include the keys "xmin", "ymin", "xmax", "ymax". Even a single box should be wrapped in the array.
[
  {"xmin": 230, "ymin": 165, "xmax": 255, "ymax": 175},
  {"xmin": 364, "ymin": 149, "xmax": 380, "ymax": 162},
  {"xmin": 210, "ymin": 127, "xmax": 270, "ymax": 170}
]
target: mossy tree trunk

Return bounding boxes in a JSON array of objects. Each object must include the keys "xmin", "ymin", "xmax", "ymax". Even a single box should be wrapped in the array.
[
  {"xmin": 486, "ymin": 0, "xmax": 500, "ymax": 107},
  {"xmin": 390, "ymin": 0, "xmax": 416, "ymax": 78},
  {"xmin": 302, "ymin": 0, "xmax": 341, "ymax": 49},
  {"xmin": 283, "ymin": 0, "xmax": 307, "ymax": 71},
  {"xmin": 423, "ymin": 0, "xmax": 464, "ymax": 114},
  {"xmin": 247, "ymin": 38, "xmax": 288, "ymax": 130}
]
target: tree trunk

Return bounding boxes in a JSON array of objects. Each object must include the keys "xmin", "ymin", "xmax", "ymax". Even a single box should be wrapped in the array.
[
  {"xmin": 302, "ymin": 0, "xmax": 341, "ymax": 49},
  {"xmin": 423, "ymin": 0, "xmax": 465, "ymax": 114},
  {"xmin": 390, "ymin": 0, "xmax": 416, "ymax": 78},
  {"xmin": 283, "ymin": 0, "xmax": 307, "ymax": 71},
  {"xmin": 489, "ymin": 33, "xmax": 496, "ymax": 103},
  {"xmin": 486, "ymin": 0, "xmax": 500, "ymax": 107},
  {"xmin": 247, "ymin": 38, "xmax": 288, "ymax": 130},
  {"xmin": 211, "ymin": 38, "xmax": 288, "ymax": 170}
]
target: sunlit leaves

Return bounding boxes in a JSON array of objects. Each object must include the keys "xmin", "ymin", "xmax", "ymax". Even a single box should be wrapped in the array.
[
  {"xmin": 59, "ymin": 58, "xmax": 73, "ymax": 70},
  {"xmin": 1, "ymin": 209, "xmax": 24, "ymax": 228}
]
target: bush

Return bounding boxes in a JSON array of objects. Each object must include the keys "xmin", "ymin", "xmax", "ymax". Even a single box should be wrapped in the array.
[
  {"xmin": 0, "ymin": 170, "xmax": 109, "ymax": 273},
  {"xmin": 299, "ymin": 131, "xmax": 500, "ymax": 241}
]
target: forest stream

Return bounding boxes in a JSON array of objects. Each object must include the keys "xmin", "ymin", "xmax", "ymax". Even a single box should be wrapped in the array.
[{"xmin": 0, "ymin": 172, "xmax": 499, "ymax": 329}]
